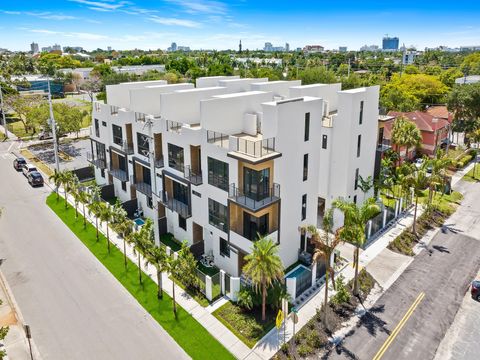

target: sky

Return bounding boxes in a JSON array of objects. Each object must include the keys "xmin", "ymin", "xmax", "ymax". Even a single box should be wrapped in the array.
[{"xmin": 0, "ymin": 0, "xmax": 479, "ymax": 52}]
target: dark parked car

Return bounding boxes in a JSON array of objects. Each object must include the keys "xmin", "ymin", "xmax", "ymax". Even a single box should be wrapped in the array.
[
  {"xmin": 27, "ymin": 171, "xmax": 44, "ymax": 187},
  {"xmin": 13, "ymin": 157, "xmax": 27, "ymax": 171},
  {"xmin": 472, "ymin": 280, "xmax": 480, "ymax": 301}
]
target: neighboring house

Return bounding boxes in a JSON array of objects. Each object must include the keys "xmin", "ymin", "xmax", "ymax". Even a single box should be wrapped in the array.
[
  {"xmin": 88, "ymin": 76, "xmax": 379, "ymax": 278},
  {"xmin": 455, "ymin": 75, "xmax": 480, "ymax": 85},
  {"xmin": 381, "ymin": 110, "xmax": 451, "ymax": 159}
]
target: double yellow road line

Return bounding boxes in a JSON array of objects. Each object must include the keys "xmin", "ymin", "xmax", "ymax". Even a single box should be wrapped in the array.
[{"xmin": 372, "ymin": 292, "xmax": 425, "ymax": 360}]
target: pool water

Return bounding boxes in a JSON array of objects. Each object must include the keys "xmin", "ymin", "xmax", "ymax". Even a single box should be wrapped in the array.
[
  {"xmin": 285, "ymin": 265, "xmax": 309, "ymax": 279},
  {"xmin": 134, "ymin": 218, "xmax": 145, "ymax": 226}
]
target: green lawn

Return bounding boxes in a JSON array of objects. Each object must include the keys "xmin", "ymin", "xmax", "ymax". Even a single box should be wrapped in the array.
[
  {"xmin": 463, "ymin": 166, "xmax": 480, "ymax": 182},
  {"xmin": 46, "ymin": 193, "xmax": 234, "ymax": 360},
  {"xmin": 160, "ymin": 233, "xmax": 182, "ymax": 252}
]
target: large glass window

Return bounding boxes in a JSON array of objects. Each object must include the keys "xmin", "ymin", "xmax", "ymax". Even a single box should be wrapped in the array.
[
  {"xmin": 95, "ymin": 142, "xmax": 105, "ymax": 161},
  {"xmin": 208, "ymin": 157, "xmax": 229, "ymax": 191},
  {"xmin": 322, "ymin": 135, "xmax": 328, "ymax": 149},
  {"xmin": 141, "ymin": 164, "xmax": 151, "ymax": 185},
  {"xmin": 94, "ymin": 118, "xmax": 100, "ymax": 137},
  {"xmin": 112, "ymin": 124, "xmax": 123, "ymax": 146},
  {"xmin": 243, "ymin": 212, "xmax": 269, "ymax": 241},
  {"xmin": 208, "ymin": 199, "xmax": 228, "ymax": 233},
  {"xmin": 168, "ymin": 143, "xmax": 184, "ymax": 172},
  {"xmin": 243, "ymin": 167, "xmax": 270, "ymax": 201},
  {"xmin": 173, "ymin": 181, "xmax": 189, "ymax": 205},
  {"xmin": 357, "ymin": 134, "xmax": 362, "ymax": 158},
  {"xmin": 137, "ymin": 132, "xmax": 150, "ymax": 157},
  {"xmin": 354, "ymin": 168, "xmax": 359, "ymax": 190}
]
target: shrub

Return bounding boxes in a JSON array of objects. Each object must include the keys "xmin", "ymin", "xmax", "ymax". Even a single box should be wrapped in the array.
[
  {"xmin": 305, "ymin": 330, "xmax": 325, "ymax": 349},
  {"xmin": 331, "ymin": 275, "xmax": 350, "ymax": 305},
  {"xmin": 237, "ymin": 289, "xmax": 254, "ymax": 310},
  {"xmin": 456, "ymin": 155, "xmax": 472, "ymax": 168},
  {"xmin": 297, "ymin": 343, "xmax": 313, "ymax": 357},
  {"xmin": 280, "ymin": 342, "xmax": 289, "ymax": 354}
]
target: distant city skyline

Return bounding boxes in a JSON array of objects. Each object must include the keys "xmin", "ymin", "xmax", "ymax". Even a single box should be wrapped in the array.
[{"xmin": 0, "ymin": 0, "xmax": 479, "ymax": 52}]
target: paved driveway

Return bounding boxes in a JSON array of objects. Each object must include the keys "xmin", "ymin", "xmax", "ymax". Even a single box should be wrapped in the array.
[{"xmin": 0, "ymin": 149, "xmax": 189, "ymax": 360}]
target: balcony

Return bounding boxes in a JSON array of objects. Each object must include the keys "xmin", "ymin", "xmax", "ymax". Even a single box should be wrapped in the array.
[
  {"xmin": 207, "ymin": 130, "xmax": 229, "ymax": 149},
  {"xmin": 130, "ymin": 176, "xmax": 152, "ymax": 197},
  {"xmin": 94, "ymin": 102, "xmax": 102, "ymax": 112},
  {"xmin": 110, "ymin": 105, "xmax": 119, "ymax": 115},
  {"xmin": 166, "ymin": 120, "xmax": 183, "ymax": 134},
  {"xmin": 122, "ymin": 140, "xmax": 134, "ymax": 155},
  {"xmin": 86, "ymin": 151, "xmax": 106, "ymax": 169},
  {"xmin": 228, "ymin": 136, "xmax": 280, "ymax": 163},
  {"xmin": 154, "ymin": 156, "xmax": 164, "ymax": 168},
  {"xmin": 160, "ymin": 191, "xmax": 191, "ymax": 218},
  {"xmin": 230, "ymin": 229, "xmax": 278, "ymax": 253},
  {"xmin": 228, "ymin": 183, "xmax": 280, "ymax": 211},
  {"xmin": 109, "ymin": 164, "xmax": 128, "ymax": 182},
  {"xmin": 184, "ymin": 165, "xmax": 203, "ymax": 186}
]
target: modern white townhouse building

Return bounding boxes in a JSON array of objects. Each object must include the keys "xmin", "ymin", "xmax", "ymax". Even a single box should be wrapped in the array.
[{"xmin": 88, "ymin": 76, "xmax": 379, "ymax": 278}]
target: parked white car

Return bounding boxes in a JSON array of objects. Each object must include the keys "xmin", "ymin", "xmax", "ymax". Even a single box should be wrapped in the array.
[{"xmin": 22, "ymin": 164, "xmax": 37, "ymax": 177}]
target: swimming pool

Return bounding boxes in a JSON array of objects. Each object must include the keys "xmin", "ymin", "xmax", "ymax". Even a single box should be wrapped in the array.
[
  {"xmin": 285, "ymin": 264, "xmax": 309, "ymax": 279},
  {"xmin": 134, "ymin": 218, "xmax": 145, "ymax": 228}
]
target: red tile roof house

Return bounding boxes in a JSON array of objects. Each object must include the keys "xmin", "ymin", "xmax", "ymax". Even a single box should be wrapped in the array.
[{"xmin": 382, "ymin": 109, "xmax": 451, "ymax": 161}]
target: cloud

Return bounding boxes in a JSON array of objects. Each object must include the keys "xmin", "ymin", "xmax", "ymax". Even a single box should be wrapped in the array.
[
  {"xmin": 0, "ymin": 10, "xmax": 21, "ymax": 15},
  {"xmin": 26, "ymin": 12, "xmax": 77, "ymax": 20},
  {"xmin": 68, "ymin": 0, "xmax": 130, "ymax": 11},
  {"xmin": 148, "ymin": 15, "xmax": 201, "ymax": 28},
  {"xmin": 165, "ymin": 0, "xmax": 227, "ymax": 15}
]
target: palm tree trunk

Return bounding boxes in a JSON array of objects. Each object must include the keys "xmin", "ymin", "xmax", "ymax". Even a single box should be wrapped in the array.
[
  {"xmin": 138, "ymin": 255, "xmax": 142, "ymax": 284},
  {"xmin": 323, "ymin": 267, "xmax": 329, "ymax": 326},
  {"xmin": 262, "ymin": 283, "xmax": 267, "ymax": 322},
  {"xmin": 413, "ymin": 195, "xmax": 419, "ymax": 236},
  {"xmin": 353, "ymin": 246, "xmax": 360, "ymax": 296},
  {"xmin": 123, "ymin": 239, "xmax": 127, "ymax": 270},
  {"xmin": 75, "ymin": 203, "xmax": 78, "ymax": 218},
  {"xmin": 157, "ymin": 269, "xmax": 163, "ymax": 299},
  {"xmin": 106, "ymin": 225, "xmax": 110, "ymax": 253},
  {"xmin": 172, "ymin": 280, "xmax": 177, "ymax": 317},
  {"xmin": 95, "ymin": 218, "xmax": 99, "ymax": 241},
  {"xmin": 64, "ymin": 190, "xmax": 68, "ymax": 209},
  {"xmin": 82, "ymin": 203, "xmax": 86, "ymax": 228}
]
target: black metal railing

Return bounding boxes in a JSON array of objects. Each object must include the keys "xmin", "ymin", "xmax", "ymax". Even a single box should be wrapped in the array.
[
  {"xmin": 110, "ymin": 105, "xmax": 119, "ymax": 115},
  {"xmin": 232, "ymin": 137, "xmax": 276, "ymax": 158},
  {"xmin": 94, "ymin": 102, "xmax": 101, "ymax": 112},
  {"xmin": 109, "ymin": 164, "xmax": 128, "ymax": 182},
  {"xmin": 228, "ymin": 183, "xmax": 280, "ymax": 210},
  {"xmin": 184, "ymin": 165, "xmax": 203, "ymax": 185},
  {"xmin": 86, "ymin": 151, "xmax": 106, "ymax": 169},
  {"xmin": 208, "ymin": 213, "xmax": 228, "ymax": 233},
  {"xmin": 160, "ymin": 191, "xmax": 191, "ymax": 218},
  {"xmin": 135, "ymin": 112, "xmax": 146, "ymax": 122},
  {"xmin": 130, "ymin": 175, "xmax": 152, "ymax": 197},
  {"xmin": 207, "ymin": 130, "xmax": 229, "ymax": 149}
]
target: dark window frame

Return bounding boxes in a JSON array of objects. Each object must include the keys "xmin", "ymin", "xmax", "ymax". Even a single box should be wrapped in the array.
[
  {"xmin": 220, "ymin": 237, "xmax": 230, "ymax": 257},
  {"xmin": 208, "ymin": 198, "xmax": 228, "ymax": 233},
  {"xmin": 178, "ymin": 214, "xmax": 187, "ymax": 230},
  {"xmin": 301, "ymin": 194, "xmax": 307, "ymax": 220},
  {"xmin": 357, "ymin": 134, "xmax": 361, "ymax": 158},
  {"xmin": 168, "ymin": 143, "xmax": 185, "ymax": 172},
  {"xmin": 354, "ymin": 168, "xmax": 359, "ymax": 190},
  {"xmin": 112, "ymin": 124, "xmax": 123, "ymax": 146},
  {"xmin": 137, "ymin": 132, "xmax": 150, "ymax": 157},
  {"xmin": 359, "ymin": 101, "xmax": 364, "ymax": 125},
  {"xmin": 94, "ymin": 118, "xmax": 100, "ymax": 137},
  {"xmin": 322, "ymin": 135, "xmax": 328, "ymax": 149},
  {"xmin": 304, "ymin": 112, "xmax": 310, "ymax": 141},
  {"xmin": 303, "ymin": 154, "xmax": 308, "ymax": 181}
]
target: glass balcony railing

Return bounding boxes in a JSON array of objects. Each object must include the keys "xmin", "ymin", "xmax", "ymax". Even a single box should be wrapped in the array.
[
  {"xmin": 230, "ymin": 137, "xmax": 276, "ymax": 158},
  {"xmin": 160, "ymin": 191, "xmax": 191, "ymax": 218},
  {"xmin": 109, "ymin": 164, "xmax": 128, "ymax": 182},
  {"xmin": 228, "ymin": 183, "xmax": 280, "ymax": 211},
  {"xmin": 184, "ymin": 165, "xmax": 203, "ymax": 185},
  {"xmin": 86, "ymin": 151, "xmax": 106, "ymax": 169},
  {"xmin": 130, "ymin": 176, "xmax": 152, "ymax": 197}
]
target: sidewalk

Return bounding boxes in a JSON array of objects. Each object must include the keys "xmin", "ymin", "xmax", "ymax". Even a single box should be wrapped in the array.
[
  {"xmin": 0, "ymin": 270, "xmax": 41, "ymax": 360},
  {"xmin": 59, "ymin": 189, "xmax": 252, "ymax": 360},
  {"xmin": 0, "ymin": 125, "xmax": 18, "ymax": 141}
]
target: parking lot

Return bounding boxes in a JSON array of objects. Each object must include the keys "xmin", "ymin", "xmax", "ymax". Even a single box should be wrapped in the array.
[{"xmin": 27, "ymin": 138, "xmax": 90, "ymax": 171}]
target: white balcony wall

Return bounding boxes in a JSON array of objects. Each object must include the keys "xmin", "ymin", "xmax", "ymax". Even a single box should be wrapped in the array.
[
  {"xmin": 196, "ymin": 76, "xmax": 240, "ymax": 88},
  {"xmin": 251, "ymin": 80, "xmax": 302, "ymax": 98},
  {"xmin": 106, "ymin": 80, "xmax": 167, "ymax": 108},
  {"xmin": 289, "ymin": 83, "xmax": 342, "ymax": 112},
  {"xmin": 129, "ymin": 83, "xmax": 193, "ymax": 116},
  {"xmin": 218, "ymin": 78, "xmax": 268, "ymax": 93}
]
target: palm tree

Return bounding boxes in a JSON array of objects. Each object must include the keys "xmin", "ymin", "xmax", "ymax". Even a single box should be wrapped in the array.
[
  {"xmin": 49, "ymin": 171, "xmax": 63, "ymax": 201},
  {"xmin": 131, "ymin": 219, "xmax": 153, "ymax": 285},
  {"xmin": 70, "ymin": 178, "xmax": 81, "ymax": 218},
  {"xmin": 61, "ymin": 171, "xmax": 76, "ymax": 209},
  {"xmin": 78, "ymin": 189, "xmax": 90, "ymax": 228},
  {"xmin": 164, "ymin": 252, "xmax": 181, "ymax": 317},
  {"xmin": 243, "ymin": 236, "xmax": 284, "ymax": 322},
  {"xmin": 116, "ymin": 217, "xmax": 134, "ymax": 270},
  {"xmin": 88, "ymin": 185, "xmax": 102, "ymax": 241},
  {"xmin": 471, "ymin": 129, "xmax": 480, "ymax": 177},
  {"xmin": 98, "ymin": 203, "xmax": 114, "ymax": 253},
  {"xmin": 333, "ymin": 198, "xmax": 380, "ymax": 296},
  {"xmin": 144, "ymin": 244, "xmax": 168, "ymax": 299},
  {"xmin": 406, "ymin": 166, "xmax": 430, "ymax": 236},
  {"xmin": 403, "ymin": 121, "xmax": 422, "ymax": 160},
  {"xmin": 300, "ymin": 208, "xmax": 340, "ymax": 326},
  {"xmin": 391, "ymin": 116, "xmax": 409, "ymax": 165},
  {"xmin": 428, "ymin": 151, "xmax": 452, "ymax": 206}
]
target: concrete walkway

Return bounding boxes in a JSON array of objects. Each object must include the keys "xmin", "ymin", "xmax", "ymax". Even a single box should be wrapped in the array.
[{"xmin": 59, "ymin": 189, "xmax": 252, "ymax": 360}]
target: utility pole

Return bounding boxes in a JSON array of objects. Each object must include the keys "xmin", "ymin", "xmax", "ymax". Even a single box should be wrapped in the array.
[
  {"xmin": 0, "ymin": 85, "xmax": 8, "ymax": 139},
  {"xmin": 348, "ymin": 58, "xmax": 351, "ymax": 77},
  {"xmin": 47, "ymin": 79, "xmax": 60, "ymax": 173},
  {"xmin": 146, "ymin": 116, "xmax": 160, "ymax": 246}
]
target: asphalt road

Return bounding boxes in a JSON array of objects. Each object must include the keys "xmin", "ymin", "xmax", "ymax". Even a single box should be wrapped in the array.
[
  {"xmin": 327, "ymin": 180, "xmax": 480, "ymax": 360},
  {"xmin": 0, "ymin": 144, "xmax": 189, "ymax": 360}
]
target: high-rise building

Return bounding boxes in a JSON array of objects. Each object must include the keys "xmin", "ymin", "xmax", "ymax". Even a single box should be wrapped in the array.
[
  {"xmin": 30, "ymin": 42, "xmax": 39, "ymax": 54},
  {"xmin": 339, "ymin": 46, "xmax": 347, "ymax": 52},
  {"xmin": 239, "ymin": 40, "xmax": 242, "ymax": 53},
  {"xmin": 171, "ymin": 42, "xmax": 177, "ymax": 51},
  {"xmin": 264, "ymin": 42, "xmax": 273, "ymax": 51},
  {"xmin": 382, "ymin": 36, "xmax": 399, "ymax": 51},
  {"xmin": 52, "ymin": 44, "xmax": 62, "ymax": 51},
  {"xmin": 107, "ymin": 46, "xmax": 112, "ymax": 51},
  {"xmin": 285, "ymin": 43, "xmax": 290, "ymax": 52}
]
